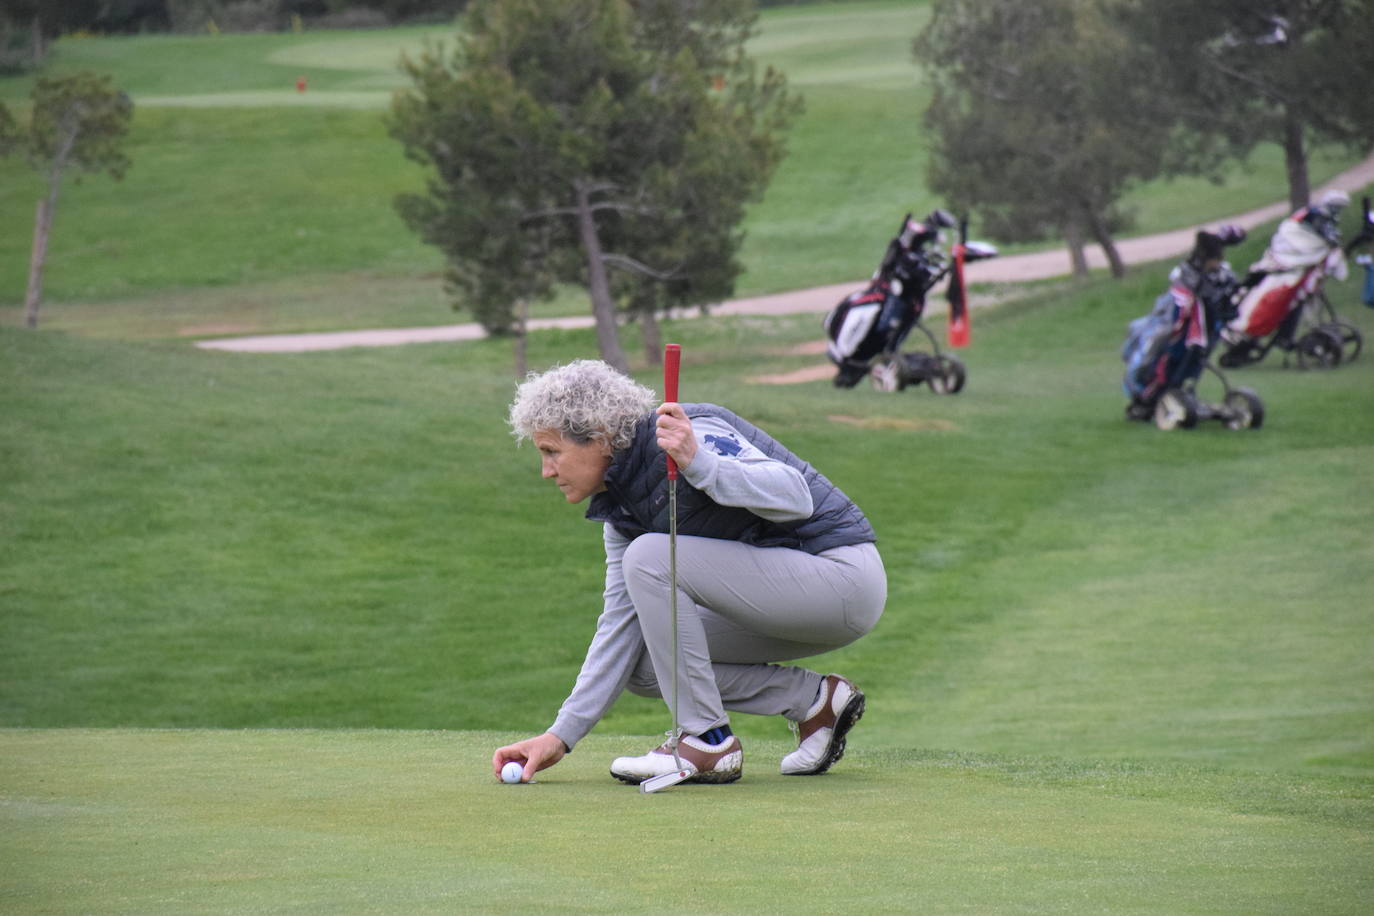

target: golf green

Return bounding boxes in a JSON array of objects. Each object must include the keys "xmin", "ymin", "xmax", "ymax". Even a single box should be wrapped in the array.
[{"xmin": 4, "ymin": 729, "xmax": 1369, "ymax": 913}]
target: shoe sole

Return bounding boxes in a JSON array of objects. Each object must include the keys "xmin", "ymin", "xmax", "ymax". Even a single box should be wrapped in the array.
[
  {"xmin": 787, "ymin": 688, "xmax": 865, "ymax": 776},
  {"xmin": 611, "ymin": 768, "xmax": 741, "ymax": 786}
]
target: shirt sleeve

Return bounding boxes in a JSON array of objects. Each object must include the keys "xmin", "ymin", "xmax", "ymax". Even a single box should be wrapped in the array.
[
  {"xmin": 678, "ymin": 416, "xmax": 813, "ymax": 522},
  {"xmin": 548, "ymin": 523, "xmax": 644, "ymax": 750}
]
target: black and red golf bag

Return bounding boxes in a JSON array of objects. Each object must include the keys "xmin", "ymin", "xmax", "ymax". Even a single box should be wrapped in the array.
[{"xmin": 824, "ymin": 210, "xmax": 996, "ymax": 392}]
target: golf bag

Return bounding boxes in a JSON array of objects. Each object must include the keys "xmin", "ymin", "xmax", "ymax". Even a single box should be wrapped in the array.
[
  {"xmin": 1123, "ymin": 227, "xmax": 1264, "ymax": 430},
  {"xmin": 823, "ymin": 210, "xmax": 996, "ymax": 392},
  {"xmin": 1123, "ymin": 262, "xmax": 1232, "ymax": 406},
  {"xmin": 1354, "ymin": 196, "xmax": 1374, "ymax": 309},
  {"xmin": 1219, "ymin": 193, "xmax": 1371, "ymax": 368}
]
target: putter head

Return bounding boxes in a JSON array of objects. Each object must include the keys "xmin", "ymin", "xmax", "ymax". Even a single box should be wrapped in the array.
[{"xmin": 639, "ymin": 767, "xmax": 693, "ymax": 794}]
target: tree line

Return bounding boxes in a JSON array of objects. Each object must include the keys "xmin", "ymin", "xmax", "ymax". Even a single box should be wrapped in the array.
[
  {"xmin": 6, "ymin": 0, "xmax": 1371, "ymax": 366},
  {"xmin": 918, "ymin": 0, "xmax": 1374, "ymax": 277},
  {"xmin": 391, "ymin": 0, "xmax": 1374, "ymax": 372}
]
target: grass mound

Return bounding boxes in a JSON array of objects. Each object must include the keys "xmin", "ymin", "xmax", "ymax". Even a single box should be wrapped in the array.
[{"xmin": 4, "ymin": 254, "xmax": 1371, "ymax": 753}]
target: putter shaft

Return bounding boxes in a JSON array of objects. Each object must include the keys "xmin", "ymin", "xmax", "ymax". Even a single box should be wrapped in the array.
[{"xmin": 668, "ymin": 476, "xmax": 681, "ymax": 771}]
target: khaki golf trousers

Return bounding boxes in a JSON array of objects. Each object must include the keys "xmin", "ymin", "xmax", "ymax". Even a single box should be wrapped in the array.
[{"xmin": 620, "ymin": 534, "xmax": 887, "ymax": 736}]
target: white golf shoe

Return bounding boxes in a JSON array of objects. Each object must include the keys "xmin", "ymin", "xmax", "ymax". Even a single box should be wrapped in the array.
[
  {"xmin": 610, "ymin": 733, "xmax": 743, "ymax": 785},
  {"xmin": 780, "ymin": 674, "xmax": 865, "ymax": 775}
]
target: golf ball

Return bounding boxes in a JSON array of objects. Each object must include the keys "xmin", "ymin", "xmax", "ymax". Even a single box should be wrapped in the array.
[{"xmin": 501, "ymin": 761, "xmax": 524, "ymax": 784}]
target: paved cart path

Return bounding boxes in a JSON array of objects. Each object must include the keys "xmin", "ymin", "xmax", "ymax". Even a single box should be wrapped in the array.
[{"xmin": 197, "ymin": 154, "xmax": 1374, "ymax": 353}]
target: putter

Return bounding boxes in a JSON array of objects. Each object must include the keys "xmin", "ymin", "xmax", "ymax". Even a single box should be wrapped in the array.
[{"xmin": 641, "ymin": 343, "xmax": 691, "ymax": 795}]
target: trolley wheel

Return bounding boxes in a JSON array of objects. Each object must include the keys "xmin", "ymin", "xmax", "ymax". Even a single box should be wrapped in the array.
[
  {"xmin": 1319, "ymin": 321, "xmax": 1363, "ymax": 363},
  {"xmin": 1295, "ymin": 327, "xmax": 1343, "ymax": 369},
  {"xmin": 1154, "ymin": 388, "xmax": 1199, "ymax": 430},
  {"xmin": 1223, "ymin": 387, "xmax": 1265, "ymax": 430},
  {"xmin": 832, "ymin": 361, "xmax": 867, "ymax": 388},
  {"xmin": 928, "ymin": 354, "xmax": 966, "ymax": 395},
  {"xmin": 1124, "ymin": 400, "xmax": 1152, "ymax": 422},
  {"xmin": 869, "ymin": 358, "xmax": 903, "ymax": 392}
]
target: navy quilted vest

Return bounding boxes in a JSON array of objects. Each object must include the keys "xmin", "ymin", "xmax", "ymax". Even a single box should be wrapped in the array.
[{"xmin": 585, "ymin": 403, "xmax": 875, "ymax": 554}]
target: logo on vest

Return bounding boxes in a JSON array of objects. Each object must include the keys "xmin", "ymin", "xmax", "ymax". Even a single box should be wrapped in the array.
[{"xmin": 704, "ymin": 434, "xmax": 743, "ymax": 457}]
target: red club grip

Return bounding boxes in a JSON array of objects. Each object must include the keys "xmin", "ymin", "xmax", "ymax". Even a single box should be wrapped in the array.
[{"xmin": 664, "ymin": 343, "xmax": 681, "ymax": 480}]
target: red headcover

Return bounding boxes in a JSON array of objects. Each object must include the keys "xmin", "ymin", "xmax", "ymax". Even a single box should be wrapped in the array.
[{"xmin": 947, "ymin": 242, "xmax": 970, "ymax": 348}]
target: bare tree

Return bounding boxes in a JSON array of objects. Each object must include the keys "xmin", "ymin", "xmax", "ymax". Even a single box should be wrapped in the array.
[{"xmin": 1, "ymin": 73, "xmax": 133, "ymax": 328}]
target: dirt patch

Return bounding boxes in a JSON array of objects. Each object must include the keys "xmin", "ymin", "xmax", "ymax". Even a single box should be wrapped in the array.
[{"xmin": 828, "ymin": 414, "xmax": 956, "ymax": 432}]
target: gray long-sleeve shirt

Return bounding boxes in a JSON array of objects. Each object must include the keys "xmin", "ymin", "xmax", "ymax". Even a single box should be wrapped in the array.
[{"xmin": 548, "ymin": 416, "xmax": 813, "ymax": 749}]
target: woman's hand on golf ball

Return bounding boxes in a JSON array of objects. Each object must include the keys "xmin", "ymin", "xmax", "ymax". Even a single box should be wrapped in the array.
[
  {"xmin": 655, "ymin": 403, "xmax": 696, "ymax": 471},
  {"xmin": 492, "ymin": 732, "xmax": 567, "ymax": 782}
]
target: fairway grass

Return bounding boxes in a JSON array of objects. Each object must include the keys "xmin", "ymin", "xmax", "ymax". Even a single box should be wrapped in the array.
[{"xmin": 3, "ymin": 729, "xmax": 1370, "ymax": 914}]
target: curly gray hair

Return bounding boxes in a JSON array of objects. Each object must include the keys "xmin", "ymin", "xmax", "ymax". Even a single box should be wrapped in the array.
[{"xmin": 508, "ymin": 359, "xmax": 659, "ymax": 450}]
